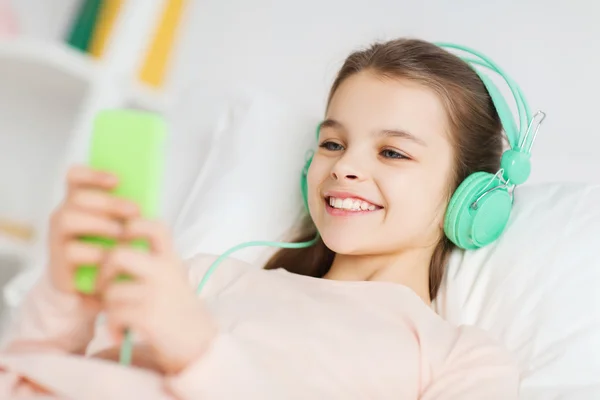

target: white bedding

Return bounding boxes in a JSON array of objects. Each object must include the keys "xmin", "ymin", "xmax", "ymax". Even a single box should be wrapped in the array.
[{"xmin": 4, "ymin": 88, "xmax": 599, "ymax": 398}]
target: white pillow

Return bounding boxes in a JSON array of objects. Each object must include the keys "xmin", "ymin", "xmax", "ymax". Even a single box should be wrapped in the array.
[
  {"xmin": 158, "ymin": 87, "xmax": 234, "ymax": 225},
  {"xmin": 174, "ymin": 90, "xmax": 600, "ymax": 396},
  {"xmin": 434, "ymin": 182, "xmax": 600, "ymax": 399},
  {"xmin": 173, "ymin": 87, "xmax": 318, "ymax": 266}
]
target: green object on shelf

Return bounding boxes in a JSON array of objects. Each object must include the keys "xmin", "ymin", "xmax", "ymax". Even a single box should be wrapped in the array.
[{"xmin": 66, "ymin": 0, "xmax": 103, "ymax": 52}]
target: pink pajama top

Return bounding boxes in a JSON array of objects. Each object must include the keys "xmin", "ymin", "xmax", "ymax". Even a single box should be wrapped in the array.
[{"xmin": 0, "ymin": 255, "xmax": 519, "ymax": 399}]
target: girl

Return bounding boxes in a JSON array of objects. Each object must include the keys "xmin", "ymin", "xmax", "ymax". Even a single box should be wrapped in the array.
[{"xmin": 0, "ymin": 38, "xmax": 520, "ymax": 399}]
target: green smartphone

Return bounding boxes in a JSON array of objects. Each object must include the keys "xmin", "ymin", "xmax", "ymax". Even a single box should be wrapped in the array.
[{"xmin": 74, "ymin": 109, "xmax": 167, "ymax": 294}]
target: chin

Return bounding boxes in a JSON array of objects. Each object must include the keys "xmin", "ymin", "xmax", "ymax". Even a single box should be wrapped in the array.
[{"xmin": 319, "ymin": 229, "xmax": 370, "ymax": 255}]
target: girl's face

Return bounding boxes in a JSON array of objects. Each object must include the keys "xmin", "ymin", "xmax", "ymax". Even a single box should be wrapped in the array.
[{"xmin": 307, "ymin": 71, "xmax": 455, "ymax": 256}]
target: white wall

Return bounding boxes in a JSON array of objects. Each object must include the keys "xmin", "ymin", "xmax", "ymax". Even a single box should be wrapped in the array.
[
  {"xmin": 166, "ymin": 0, "xmax": 600, "ymax": 186},
  {"xmin": 11, "ymin": 0, "xmax": 600, "ymax": 187}
]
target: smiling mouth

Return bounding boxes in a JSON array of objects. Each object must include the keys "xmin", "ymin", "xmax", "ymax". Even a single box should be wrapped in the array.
[{"xmin": 325, "ymin": 196, "xmax": 383, "ymax": 212}]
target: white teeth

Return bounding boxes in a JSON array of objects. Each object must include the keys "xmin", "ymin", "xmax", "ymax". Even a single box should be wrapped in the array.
[{"xmin": 327, "ymin": 197, "xmax": 379, "ymax": 211}]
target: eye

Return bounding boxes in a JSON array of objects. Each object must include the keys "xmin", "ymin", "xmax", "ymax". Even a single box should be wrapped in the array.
[
  {"xmin": 381, "ymin": 148, "xmax": 407, "ymax": 159},
  {"xmin": 319, "ymin": 141, "xmax": 344, "ymax": 151}
]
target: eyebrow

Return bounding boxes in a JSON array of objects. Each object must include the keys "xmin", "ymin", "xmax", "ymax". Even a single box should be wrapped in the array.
[{"xmin": 319, "ymin": 118, "xmax": 427, "ymax": 146}]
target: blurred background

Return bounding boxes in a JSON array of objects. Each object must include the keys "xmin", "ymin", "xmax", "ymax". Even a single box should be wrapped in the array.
[{"xmin": 0, "ymin": 0, "xmax": 598, "ymax": 329}]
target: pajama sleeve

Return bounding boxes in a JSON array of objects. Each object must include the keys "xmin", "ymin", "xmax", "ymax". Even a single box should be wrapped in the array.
[
  {"xmin": 161, "ymin": 254, "xmax": 290, "ymax": 399},
  {"xmin": 163, "ymin": 332, "xmax": 288, "ymax": 399},
  {"xmin": 0, "ymin": 273, "xmax": 99, "ymax": 356}
]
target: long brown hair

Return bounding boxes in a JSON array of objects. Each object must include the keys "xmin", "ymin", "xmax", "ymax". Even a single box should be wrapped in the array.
[{"xmin": 264, "ymin": 38, "xmax": 503, "ymax": 300}]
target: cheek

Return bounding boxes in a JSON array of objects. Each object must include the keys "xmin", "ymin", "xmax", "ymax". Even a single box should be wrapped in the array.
[
  {"xmin": 306, "ymin": 157, "xmax": 328, "ymax": 212},
  {"xmin": 306, "ymin": 157, "xmax": 329, "ymax": 195},
  {"xmin": 385, "ymin": 167, "xmax": 449, "ymax": 227}
]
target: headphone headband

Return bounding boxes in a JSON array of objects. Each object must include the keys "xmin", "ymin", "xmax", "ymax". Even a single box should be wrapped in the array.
[{"xmin": 435, "ymin": 42, "xmax": 533, "ymax": 152}]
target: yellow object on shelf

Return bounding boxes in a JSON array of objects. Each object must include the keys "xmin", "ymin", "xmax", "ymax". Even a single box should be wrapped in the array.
[
  {"xmin": 138, "ymin": 0, "xmax": 187, "ymax": 88},
  {"xmin": 89, "ymin": 0, "xmax": 124, "ymax": 58},
  {"xmin": 0, "ymin": 218, "xmax": 34, "ymax": 242}
]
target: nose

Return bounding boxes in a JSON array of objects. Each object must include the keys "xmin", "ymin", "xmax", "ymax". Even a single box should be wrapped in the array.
[{"xmin": 330, "ymin": 154, "xmax": 364, "ymax": 181}]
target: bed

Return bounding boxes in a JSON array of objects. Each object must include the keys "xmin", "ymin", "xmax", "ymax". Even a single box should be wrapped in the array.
[{"xmin": 4, "ymin": 87, "xmax": 600, "ymax": 399}]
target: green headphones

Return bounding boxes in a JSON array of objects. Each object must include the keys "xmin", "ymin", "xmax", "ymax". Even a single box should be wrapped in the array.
[{"xmin": 300, "ymin": 42, "xmax": 546, "ymax": 250}]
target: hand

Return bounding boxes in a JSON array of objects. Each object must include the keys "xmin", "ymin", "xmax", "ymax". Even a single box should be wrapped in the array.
[
  {"xmin": 93, "ymin": 343, "xmax": 165, "ymax": 373},
  {"xmin": 97, "ymin": 219, "xmax": 217, "ymax": 375},
  {"xmin": 48, "ymin": 166, "xmax": 139, "ymax": 300}
]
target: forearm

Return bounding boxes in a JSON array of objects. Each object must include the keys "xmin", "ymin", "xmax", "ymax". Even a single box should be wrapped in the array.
[{"xmin": 0, "ymin": 272, "xmax": 99, "ymax": 355}]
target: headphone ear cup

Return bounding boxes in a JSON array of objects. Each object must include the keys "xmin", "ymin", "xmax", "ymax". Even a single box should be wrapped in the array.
[
  {"xmin": 300, "ymin": 155, "xmax": 313, "ymax": 212},
  {"xmin": 444, "ymin": 171, "xmax": 512, "ymax": 249}
]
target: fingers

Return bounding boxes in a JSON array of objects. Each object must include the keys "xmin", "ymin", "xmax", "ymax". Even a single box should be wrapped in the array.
[
  {"xmin": 68, "ymin": 188, "xmax": 139, "ymax": 219},
  {"xmin": 123, "ymin": 219, "xmax": 174, "ymax": 255},
  {"xmin": 49, "ymin": 240, "xmax": 108, "ymax": 295},
  {"xmin": 97, "ymin": 247, "xmax": 156, "ymax": 289},
  {"xmin": 57, "ymin": 209, "xmax": 123, "ymax": 239},
  {"xmin": 102, "ymin": 281, "xmax": 148, "ymax": 342},
  {"xmin": 65, "ymin": 165, "xmax": 139, "ymax": 220},
  {"xmin": 66, "ymin": 165, "xmax": 118, "ymax": 193},
  {"xmin": 106, "ymin": 308, "xmax": 137, "ymax": 344},
  {"xmin": 64, "ymin": 241, "xmax": 107, "ymax": 266},
  {"xmin": 103, "ymin": 280, "xmax": 148, "ymax": 308}
]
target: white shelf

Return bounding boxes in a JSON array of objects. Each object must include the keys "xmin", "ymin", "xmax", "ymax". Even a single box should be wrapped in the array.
[
  {"xmin": 0, "ymin": 234, "xmax": 31, "ymax": 264},
  {"xmin": 0, "ymin": 38, "xmax": 169, "ymax": 113},
  {"xmin": 0, "ymin": 1, "xmax": 173, "ymax": 306},
  {"xmin": 130, "ymin": 80, "xmax": 171, "ymax": 114},
  {"xmin": 0, "ymin": 41, "xmax": 88, "ymax": 233},
  {"xmin": 0, "ymin": 37, "xmax": 99, "ymax": 83},
  {"xmin": 0, "ymin": 37, "xmax": 170, "ymax": 264}
]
